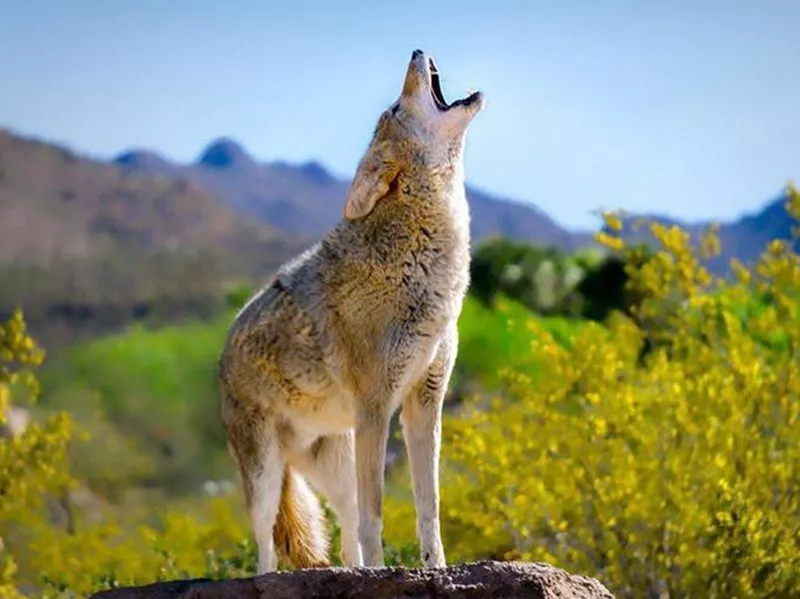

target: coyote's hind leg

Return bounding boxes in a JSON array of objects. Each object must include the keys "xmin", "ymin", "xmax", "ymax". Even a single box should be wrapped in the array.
[
  {"xmin": 290, "ymin": 432, "xmax": 363, "ymax": 567},
  {"xmin": 226, "ymin": 409, "xmax": 284, "ymax": 574}
]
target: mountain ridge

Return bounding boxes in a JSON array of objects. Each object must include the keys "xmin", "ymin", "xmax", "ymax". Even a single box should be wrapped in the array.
[
  {"xmin": 114, "ymin": 135, "xmax": 797, "ymax": 272},
  {"xmin": 114, "ymin": 136, "xmax": 597, "ymax": 250},
  {"xmin": 0, "ymin": 128, "xmax": 308, "ymax": 346},
  {"xmin": 603, "ymin": 187, "xmax": 797, "ymax": 272},
  {"xmin": 2, "ymin": 125, "xmax": 796, "ymax": 346}
]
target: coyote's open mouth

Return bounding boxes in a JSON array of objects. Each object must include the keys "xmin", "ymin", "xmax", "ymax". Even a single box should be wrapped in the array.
[{"xmin": 428, "ymin": 58, "xmax": 482, "ymax": 111}]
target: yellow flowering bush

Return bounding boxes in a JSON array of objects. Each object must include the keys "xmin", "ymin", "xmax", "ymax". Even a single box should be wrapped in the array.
[
  {"xmin": 4, "ymin": 184, "xmax": 800, "ymax": 597},
  {"xmin": 0, "ymin": 312, "xmax": 259, "ymax": 597},
  {"xmin": 0, "ymin": 309, "xmax": 411, "ymax": 597},
  {"xmin": 387, "ymin": 184, "xmax": 800, "ymax": 598},
  {"xmin": 0, "ymin": 310, "xmax": 73, "ymax": 597},
  {"xmin": 29, "ymin": 495, "xmax": 257, "ymax": 597}
]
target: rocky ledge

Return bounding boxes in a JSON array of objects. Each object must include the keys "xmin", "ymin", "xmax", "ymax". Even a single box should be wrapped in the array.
[{"xmin": 89, "ymin": 560, "xmax": 615, "ymax": 598}]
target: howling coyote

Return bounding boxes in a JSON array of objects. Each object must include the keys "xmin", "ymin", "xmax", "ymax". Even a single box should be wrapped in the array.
[{"xmin": 218, "ymin": 49, "xmax": 484, "ymax": 574}]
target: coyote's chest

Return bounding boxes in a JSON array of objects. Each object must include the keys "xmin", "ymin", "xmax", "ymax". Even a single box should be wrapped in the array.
[
  {"xmin": 315, "ymin": 190, "xmax": 470, "ymax": 354},
  {"xmin": 374, "ymin": 212, "xmax": 470, "ymax": 337}
]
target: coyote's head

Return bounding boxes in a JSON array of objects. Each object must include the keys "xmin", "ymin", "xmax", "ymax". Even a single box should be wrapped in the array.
[{"xmin": 344, "ymin": 49, "xmax": 485, "ymax": 220}]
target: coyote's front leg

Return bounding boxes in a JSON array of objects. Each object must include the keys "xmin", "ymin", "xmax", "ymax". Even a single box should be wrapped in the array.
[
  {"xmin": 355, "ymin": 402, "xmax": 392, "ymax": 567},
  {"xmin": 400, "ymin": 332, "xmax": 456, "ymax": 568}
]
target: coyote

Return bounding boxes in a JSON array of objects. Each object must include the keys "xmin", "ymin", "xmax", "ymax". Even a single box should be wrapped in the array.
[{"xmin": 218, "ymin": 49, "xmax": 484, "ymax": 574}]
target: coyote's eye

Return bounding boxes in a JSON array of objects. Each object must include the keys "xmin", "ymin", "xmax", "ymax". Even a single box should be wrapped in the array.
[{"xmin": 390, "ymin": 103, "xmax": 400, "ymax": 116}]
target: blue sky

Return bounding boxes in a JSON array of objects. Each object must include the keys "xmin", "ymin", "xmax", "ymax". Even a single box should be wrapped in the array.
[{"xmin": 1, "ymin": 0, "xmax": 798, "ymax": 230}]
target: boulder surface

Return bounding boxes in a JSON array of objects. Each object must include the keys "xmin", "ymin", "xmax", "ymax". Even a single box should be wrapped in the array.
[{"xmin": 89, "ymin": 560, "xmax": 615, "ymax": 599}]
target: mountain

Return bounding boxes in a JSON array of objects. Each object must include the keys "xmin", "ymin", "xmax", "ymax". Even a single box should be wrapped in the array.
[
  {"xmin": 112, "ymin": 149, "xmax": 174, "ymax": 172},
  {"xmin": 0, "ymin": 128, "xmax": 306, "ymax": 346},
  {"xmin": 115, "ymin": 137, "xmax": 595, "ymax": 250},
  {"xmin": 195, "ymin": 137, "xmax": 258, "ymax": 170},
  {"xmin": 609, "ymin": 189, "xmax": 798, "ymax": 273},
  {"xmin": 2, "ymin": 126, "xmax": 795, "ymax": 346},
  {"xmin": 120, "ymin": 136, "xmax": 797, "ymax": 269},
  {"xmin": 3, "ymin": 128, "xmax": 593, "ymax": 346}
]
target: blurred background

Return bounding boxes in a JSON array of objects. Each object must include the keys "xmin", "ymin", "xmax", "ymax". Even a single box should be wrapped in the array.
[{"xmin": 1, "ymin": 1, "xmax": 799, "ymax": 597}]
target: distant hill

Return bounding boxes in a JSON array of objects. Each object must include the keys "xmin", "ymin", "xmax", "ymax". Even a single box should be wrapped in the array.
[
  {"xmin": 114, "ymin": 137, "xmax": 595, "ymax": 250},
  {"xmin": 607, "ymin": 189, "xmax": 798, "ymax": 274},
  {"xmin": 2, "ymin": 126, "xmax": 795, "ymax": 345},
  {"xmin": 116, "ymin": 137, "xmax": 799, "ymax": 275},
  {"xmin": 0, "ymin": 129, "xmax": 306, "ymax": 346}
]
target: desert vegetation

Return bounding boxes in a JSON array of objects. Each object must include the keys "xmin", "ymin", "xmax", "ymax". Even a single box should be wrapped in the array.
[{"xmin": 1, "ymin": 186, "xmax": 798, "ymax": 598}]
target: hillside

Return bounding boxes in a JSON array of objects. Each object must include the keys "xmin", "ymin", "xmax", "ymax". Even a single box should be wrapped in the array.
[
  {"xmin": 116, "ymin": 138, "xmax": 798, "ymax": 270},
  {"xmin": 115, "ymin": 137, "xmax": 595, "ymax": 249},
  {"xmin": 608, "ymin": 188, "xmax": 798, "ymax": 273},
  {"xmin": 2, "ymin": 126, "xmax": 795, "ymax": 346},
  {"xmin": 0, "ymin": 129, "xmax": 306, "ymax": 346}
]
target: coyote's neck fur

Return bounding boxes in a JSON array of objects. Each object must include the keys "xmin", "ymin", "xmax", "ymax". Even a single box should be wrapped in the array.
[
  {"xmin": 268, "ymin": 167, "xmax": 470, "ymax": 402},
  {"xmin": 328, "ymin": 165, "xmax": 470, "ymax": 285}
]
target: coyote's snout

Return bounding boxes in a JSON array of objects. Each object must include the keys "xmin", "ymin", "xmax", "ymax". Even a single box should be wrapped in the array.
[{"xmin": 219, "ymin": 49, "xmax": 484, "ymax": 574}]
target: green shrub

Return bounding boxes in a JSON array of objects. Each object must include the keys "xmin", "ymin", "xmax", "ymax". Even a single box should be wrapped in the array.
[{"xmin": 469, "ymin": 237, "xmax": 653, "ymax": 323}]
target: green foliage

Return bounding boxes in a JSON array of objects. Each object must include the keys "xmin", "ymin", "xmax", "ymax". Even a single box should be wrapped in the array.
[
  {"xmin": 470, "ymin": 238, "xmax": 582, "ymax": 314},
  {"xmin": 41, "ymin": 317, "xmax": 234, "ymax": 495},
  {"xmin": 225, "ymin": 282, "xmax": 255, "ymax": 312},
  {"xmin": 575, "ymin": 243, "xmax": 653, "ymax": 323},
  {"xmin": 455, "ymin": 294, "xmax": 588, "ymax": 390},
  {"xmin": 469, "ymin": 237, "xmax": 652, "ymax": 323}
]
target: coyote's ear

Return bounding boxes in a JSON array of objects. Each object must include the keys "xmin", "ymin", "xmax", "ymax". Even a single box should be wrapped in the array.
[{"xmin": 344, "ymin": 142, "xmax": 400, "ymax": 220}]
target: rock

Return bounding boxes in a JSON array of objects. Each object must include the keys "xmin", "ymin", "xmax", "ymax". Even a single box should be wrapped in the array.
[{"xmin": 88, "ymin": 560, "xmax": 615, "ymax": 599}]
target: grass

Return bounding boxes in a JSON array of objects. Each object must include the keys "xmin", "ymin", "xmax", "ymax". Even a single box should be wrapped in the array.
[{"xmin": 456, "ymin": 295, "xmax": 590, "ymax": 389}]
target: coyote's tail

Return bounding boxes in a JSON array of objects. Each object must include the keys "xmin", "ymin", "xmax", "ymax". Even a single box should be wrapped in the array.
[{"xmin": 272, "ymin": 466, "xmax": 330, "ymax": 569}]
